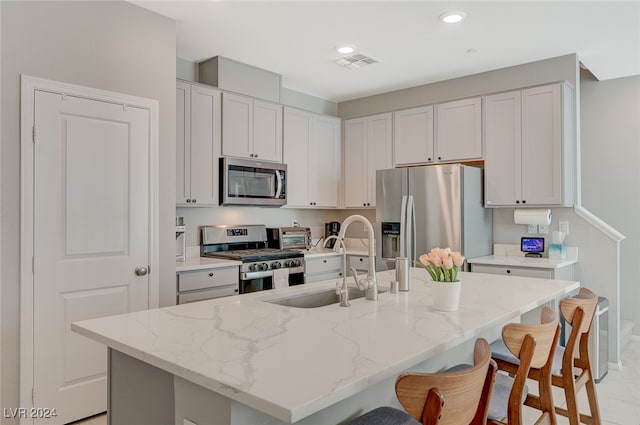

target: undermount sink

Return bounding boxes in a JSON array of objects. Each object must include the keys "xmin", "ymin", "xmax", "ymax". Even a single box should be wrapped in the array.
[{"xmin": 265, "ymin": 287, "xmax": 387, "ymax": 309}]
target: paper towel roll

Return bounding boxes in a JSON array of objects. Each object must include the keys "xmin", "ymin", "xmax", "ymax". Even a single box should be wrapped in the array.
[{"xmin": 513, "ymin": 209, "xmax": 552, "ymax": 225}]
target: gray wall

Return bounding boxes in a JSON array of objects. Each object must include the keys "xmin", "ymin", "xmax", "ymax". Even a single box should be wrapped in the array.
[
  {"xmin": 177, "ymin": 57, "xmax": 339, "ymax": 116},
  {"xmin": 339, "ymin": 54, "xmax": 578, "ymax": 118},
  {"xmin": 580, "ymin": 74, "xmax": 640, "ymax": 335},
  {"xmin": 0, "ymin": 1, "xmax": 176, "ymax": 420}
]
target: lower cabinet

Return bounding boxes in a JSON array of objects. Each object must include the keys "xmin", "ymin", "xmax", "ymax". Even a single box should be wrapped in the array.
[
  {"xmin": 305, "ymin": 255, "xmax": 343, "ymax": 283},
  {"xmin": 176, "ymin": 266, "xmax": 239, "ymax": 304},
  {"xmin": 470, "ymin": 263, "xmax": 574, "ymax": 323},
  {"xmin": 348, "ymin": 255, "xmax": 369, "ymax": 273}
]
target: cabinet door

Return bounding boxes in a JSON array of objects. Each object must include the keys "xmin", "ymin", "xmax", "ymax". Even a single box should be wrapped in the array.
[
  {"xmin": 368, "ymin": 113, "xmax": 393, "ymax": 206},
  {"xmin": 222, "ymin": 92, "xmax": 253, "ymax": 159},
  {"xmin": 483, "ymin": 91, "xmax": 522, "ymax": 206},
  {"xmin": 253, "ymin": 100, "xmax": 282, "ymax": 162},
  {"xmin": 311, "ymin": 115, "xmax": 340, "ymax": 208},
  {"xmin": 521, "ymin": 84, "xmax": 562, "ymax": 205},
  {"xmin": 394, "ymin": 106, "xmax": 434, "ymax": 166},
  {"xmin": 283, "ymin": 107, "xmax": 311, "ymax": 207},
  {"xmin": 344, "ymin": 118, "xmax": 368, "ymax": 208},
  {"xmin": 189, "ymin": 85, "xmax": 222, "ymax": 205},
  {"xmin": 436, "ymin": 98, "xmax": 482, "ymax": 162},
  {"xmin": 176, "ymin": 82, "xmax": 191, "ymax": 204}
]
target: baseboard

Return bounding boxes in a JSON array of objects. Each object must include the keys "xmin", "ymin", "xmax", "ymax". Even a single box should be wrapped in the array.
[{"xmin": 608, "ymin": 360, "xmax": 623, "ymax": 370}]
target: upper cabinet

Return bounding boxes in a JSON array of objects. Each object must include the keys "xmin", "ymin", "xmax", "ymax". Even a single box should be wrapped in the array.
[
  {"xmin": 344, "ymin": 113, "xmax": 393, "ymax": 208},
  {"xmin": 176, "ymin": 81, "xmax": 222, "ymax": 206},
  {"xmin": 484, "ymin": 83, "xmax": 575, "ymax": 207},
  {"xmin": 222, "ymin": 92, "xmax": 282, "ymax": 162},
  {"xmin": 284, "ymin": 107, "xmax": 340, "ymax": 208},
  {"xmin": 393, "ymin": 98, "xmax": 481, "ymax": 167},
  {"xmin": 393, "ymin": 106, "xmax": 434, "ymax": 166},
  {"xmin": 435, "ymin": 97, "xmax": 482, "ymax": 162}
]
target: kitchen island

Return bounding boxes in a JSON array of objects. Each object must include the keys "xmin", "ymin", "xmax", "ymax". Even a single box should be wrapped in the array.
[{"xmin": 72, "ymin": 268, "xmax": 579, "ymax": 425}]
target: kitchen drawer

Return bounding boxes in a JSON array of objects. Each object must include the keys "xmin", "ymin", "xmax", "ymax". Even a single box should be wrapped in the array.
[
  {"xmin": 471, "ymin": 264, "xmax": 553, "ymax": 279},
  {"xmin": 305, "ymin": 256, "xmax": 342, "ymax": 275},
  {"xmin": 177, "ymin": 285, "xmax": 238, "ymax": 304},
  {"xmin": 348, "ymin": 255, "xmax": 369, "ymax": 272},
  {"xmin": 177, "ymin": 267, "xmax": 239, "ymax": 292},
  {"xmin": 306, "ymin": 271, "xmax": 343, "ymax": 284}
]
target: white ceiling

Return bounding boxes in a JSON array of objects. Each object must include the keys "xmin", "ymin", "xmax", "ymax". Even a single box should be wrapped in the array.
[{"xmin": 133, "ymin": 1, "xmax": 640, "ymax": 103}]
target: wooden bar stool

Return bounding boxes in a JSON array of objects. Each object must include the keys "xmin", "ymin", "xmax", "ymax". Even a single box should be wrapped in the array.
[
  {"xmin": 488, "ymin": 306, "xmax": 561, "ymax": 425},
  {"xmin": 552, "ymin": 288, "xmax": 601, "ymax": 425},
  {"xmin": 348, "ymin": 338, "xmax": 497, "ymax": 425}
]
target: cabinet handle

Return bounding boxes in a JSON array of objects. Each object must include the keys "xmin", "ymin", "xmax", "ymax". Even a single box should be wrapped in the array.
[
  {"xmin": 506, "ymin": 269, "xmax": 511, "ymax": 274},
  {"xmin": 186, "ymin": 199, "xmax": 191, "ymax": 203},
  {"xmin": 323, "ymin": 259, "xmax": 327, "ymax": 263},
  {"xmin": 516, "ymin": 200, "xmax": 520, "ymax": 204},
  {"xmin": 428, "ymin": 157, "xmax": 432, "ymax": 161},
  {"xmin": 359, "ymin": 258, "xmax": 363, "ymax": 262},
  {"xmin": 192, "ymin": 199, "xmax": 197, "ymax": 203},
  {"xmin": 208, "ymin": 272, "xmax": 214, "ymax": 277},
  {"xmin": 522, "ymin": 200, "xmax": 526, "ymax": 204},
  {"xmin": 438, "ymin": 156, "xmax": 442, "ymax": 160},
  {"xmin": 339, "ymin": 272, "xmax": 342, "ymax": 276},
  {"xmin": 254, "ymin": 154, "xmax": 258, "ymax": 158}
]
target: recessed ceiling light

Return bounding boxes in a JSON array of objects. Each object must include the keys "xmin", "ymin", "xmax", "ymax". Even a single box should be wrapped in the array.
[
  {"xmin": 439, "ymin": 11, "xmax": 466, "ymax": 24},
  {"xmin": 336, "ymin": 44, "xmax": 356, "ymax": 54}
]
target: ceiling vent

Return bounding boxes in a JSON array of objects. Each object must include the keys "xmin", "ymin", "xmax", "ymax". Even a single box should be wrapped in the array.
[{"xmin": 335, "ymin": 53, "xmax": 380, "ymax": 69}]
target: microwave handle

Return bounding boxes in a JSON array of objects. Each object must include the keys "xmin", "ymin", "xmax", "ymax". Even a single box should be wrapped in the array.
[{"xmin": 274, "ymin": 170, "xmax": 283, "ymax": 199}]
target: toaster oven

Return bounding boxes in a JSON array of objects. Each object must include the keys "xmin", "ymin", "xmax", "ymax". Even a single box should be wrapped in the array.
[{"xmin": 267, "ymin": 227, "xmax": 311, "ymax": 250}]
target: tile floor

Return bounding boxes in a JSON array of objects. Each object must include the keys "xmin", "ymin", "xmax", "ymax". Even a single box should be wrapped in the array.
[{"xmin": 74, "ymin": 341, "xmax": 640, "ymax": 425}]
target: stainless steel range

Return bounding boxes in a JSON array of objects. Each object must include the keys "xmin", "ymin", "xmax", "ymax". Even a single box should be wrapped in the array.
[{"xmin": 200, "ymin": 225, "xmax": 305, "ymax": 294}]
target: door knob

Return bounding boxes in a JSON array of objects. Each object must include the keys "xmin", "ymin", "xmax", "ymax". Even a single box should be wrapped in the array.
[{"xmin": 135, "ymin": 266, "xmax": 149, "ymax": 276}]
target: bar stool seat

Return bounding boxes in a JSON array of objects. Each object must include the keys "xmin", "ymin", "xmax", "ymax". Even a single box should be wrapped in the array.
[{"xmin": 347, "ymin": 406, "xmax": 419, "ymax": 425}]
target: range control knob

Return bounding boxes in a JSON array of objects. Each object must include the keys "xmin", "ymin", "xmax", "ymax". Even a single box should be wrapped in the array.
[
  {"xmin": 249, "ymin": 264, "xmax": 257, "ymax": 272},
  {"xmin": 283, "ymin": 260, "xmax": 293, "ymax": 268},
  {"xmin": 291, "ymin": 259, "xmax": 302, "ymax": 267},
  {"xmin": 271, "ymin": 261, "xmax": 281, "ymax": 270},
  {"xmin": 259, "ymin": 262, "xmax": 269, "ymax": 271}
]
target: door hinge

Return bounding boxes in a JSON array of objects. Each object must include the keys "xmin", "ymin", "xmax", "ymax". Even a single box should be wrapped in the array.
[{"xmin": 32, "ymin": 126, "xmax": 37, "ymax": 143}]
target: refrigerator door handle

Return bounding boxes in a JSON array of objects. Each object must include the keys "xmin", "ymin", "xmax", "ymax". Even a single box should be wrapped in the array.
[
  {"xmin": 407, "ymin": 195, "xmax": 416, "ymax": 265},
  {"xmin": 400, "ymin": 195, "xmax": 407, "ymax": 258}
]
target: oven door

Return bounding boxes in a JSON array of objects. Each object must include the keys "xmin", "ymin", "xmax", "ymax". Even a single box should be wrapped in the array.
[
  {"xmin": 221, "ymin": 157, "xmax": 287, "ymax": 206},
  {"xmin": 240, "ymin": 270, "xmax": 274, "ymax": 294}
]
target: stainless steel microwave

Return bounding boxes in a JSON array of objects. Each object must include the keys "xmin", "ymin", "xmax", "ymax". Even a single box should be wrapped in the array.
[{"xmin": 220, "ymin": 157, "xmax": 287, "ymax": 206}]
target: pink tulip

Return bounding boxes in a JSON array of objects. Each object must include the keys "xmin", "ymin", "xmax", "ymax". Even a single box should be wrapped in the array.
[
  {"xmin": 452, "ymin": 252, "xmax": 465, "ymax": 267},
  {"xmin": 429, "ymin": 252, "xmax": 442, "ymax": 266},
  {"xmin": 419, "ymin": 254, "xmax": 430, "ymax": 267},
  {"xmin": 443, "ymin": 257, "xmax": 453, "ymax": 270}
]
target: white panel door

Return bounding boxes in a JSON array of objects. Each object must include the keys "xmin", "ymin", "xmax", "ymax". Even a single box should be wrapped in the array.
[
  {"xmin": 253, "ymin": 100, "xmax": 282, "ymax": 162},
  {"xmin": 310, "ymin": 115, "xmax": 339, "ymax": 208},
  {"xmin": 222, "ymin": 92, "xmax": 252, "ymax": 158},
  {"xmin": 33, "ymin": 91, "xmax": 150, "ymax": 424},
  {"xmin": 521, "ymin": 84, "xmax": 562, "ymax": 205},
  {"xmin": 483, "ymin": 91, "xmax": 522, "ymax": 206},
  {"xmin": 393, "ymin": 106, "xmax": 434, "ymax": 166},
  {"xmin": 367, "ymin": 113, "xmax": 393, "ymax": 206},
  {"xmin": 344, "ymin": 117, "xmax": 368, "ymax": 208},
  {"xmin": 283, "ymin": 107, "xmax": 311, "ymax": 207},
  {"xmin": 436, "ymin": 97, "xmax": 482, "ymax": 162},
  {"xmin": 189, "ymin": 85, "xmax": 221, "ymax": 205}
]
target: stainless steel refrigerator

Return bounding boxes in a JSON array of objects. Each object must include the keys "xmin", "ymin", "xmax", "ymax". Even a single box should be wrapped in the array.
[{"xmin": 376, "ymin": 164, "xmax": 492, "ymax": 271}]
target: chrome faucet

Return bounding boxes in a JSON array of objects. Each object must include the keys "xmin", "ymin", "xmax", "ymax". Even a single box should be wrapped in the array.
[
  {"xmin": 337, "ymin": 215, "xmax": 378, "ymax": 301},
  {"xmin": 323, "ymin": 235, "xmax": 350, "ymax": 307}
]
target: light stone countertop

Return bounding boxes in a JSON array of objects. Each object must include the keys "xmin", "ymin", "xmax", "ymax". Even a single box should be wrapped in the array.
[
  {"xmin": 176, "ymin": 256, "xmax": 241, "ymax": 272},
  {"xmin": 72, "ymin": 269, "xmax": 579, "ymax": 423}
]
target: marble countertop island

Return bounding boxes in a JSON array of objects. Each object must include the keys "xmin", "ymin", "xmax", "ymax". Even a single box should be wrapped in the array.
[{"xmin": 72, "ymin": 269, "xmax": 579, "ymax": 424}]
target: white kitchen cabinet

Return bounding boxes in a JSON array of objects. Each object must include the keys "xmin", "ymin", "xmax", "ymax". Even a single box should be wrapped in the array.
[
  {"xmin": 435, "ymin": 97, "xmax": 482, "ymax": 162},
  {"xmin": 470, "ymin": 262, "xmax": 574, "ymax": 323},
  {"xmin": 484, "ymin": 83, "xmax": 575, "ymax": 207},
  {"xmin": 305, "ymin": 255, "xmax": 343, "ymax": 283},
  {"xmin": 176, "ymin": 81, "xmax": 221, "ymax": 206},
  {"xmin": 393, "ymin": 105, "xmax": 434, "ymax": 166},
  {"xmin": 222, "ymin": 92, "xmax": 282, "ymax": 162},
  {"xmin": 283, "ymin": 107, "xmax": 340, "ymax": 208},
  {"xmin": 348, "ymin": 255, "xmax": 369, "ymax": 273},
  {"xmin": 176, "ymin": 266, "xmax": 239, "ymax": 304},
  {"xmin": 344, "ymin": 113, "xmax": 393, "ymax": 208}
]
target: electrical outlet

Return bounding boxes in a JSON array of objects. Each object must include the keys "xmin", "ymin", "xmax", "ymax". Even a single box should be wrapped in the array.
[
  {"xmin": 527, "ymin": 224, "xmax": 538, "ymax": 234},
  {"xmin": 538, "ymin": 224, "xmax": 549, "ymax": 234},
  {"xmin": 291, "ymin": 219, "xmax": 299, "ymax": 227},
  {"xmin": 559, "ymin": 220, "xmax": 569, "ymax": 235}
]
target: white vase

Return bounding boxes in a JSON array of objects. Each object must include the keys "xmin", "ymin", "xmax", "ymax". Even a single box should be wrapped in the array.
[{"xmin": 431, "ymin": 280, "xmax": 461, "ymax": 312}]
